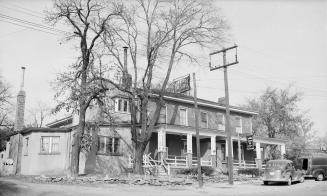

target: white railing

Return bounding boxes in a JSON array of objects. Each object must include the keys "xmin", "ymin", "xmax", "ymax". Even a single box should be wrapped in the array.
[
  {"xmin": 165, "ymin": 155, "xmax": 187, "ymax": 168},
  {"xmin": 192, "ymin": 158, "xmax": 212, "ymax": 167},
  {"xmin": 232, "ymin": 160, "xmax": 266, "ymax": 169}
]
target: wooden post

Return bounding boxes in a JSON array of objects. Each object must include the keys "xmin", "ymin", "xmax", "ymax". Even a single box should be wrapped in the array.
[{"xmin": 193, "ymin": 73, "xmax": 203, "ymax": 188}]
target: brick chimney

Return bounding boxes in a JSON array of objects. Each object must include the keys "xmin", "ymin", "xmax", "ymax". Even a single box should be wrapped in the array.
[
  {"xmin": 14, "ymin": 67, "xmax": 26, "ymax": 132},
  {"xmin": 218, "ymin": 97, "xmax": 226, "ymax": 105}
]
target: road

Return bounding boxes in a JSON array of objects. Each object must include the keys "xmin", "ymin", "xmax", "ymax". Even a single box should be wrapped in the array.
[{"xmin": 0, "ymin": 177, "xmax": 326, "ymax": 196}]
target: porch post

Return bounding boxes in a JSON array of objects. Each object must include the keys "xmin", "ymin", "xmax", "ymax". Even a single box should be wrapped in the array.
[
  {"xmin": 158, "ymin": 129, "xmax": 166, "ymax": 163},
  {"xmin": 211, "ymin": 136, "xmax": 216, "ymax": 168},
  {"xmin": 280, "ymin": 144, "xmax": 286, "ymax": 159},
  {"xmin": 186, "ymin": 133, "xmax": 193, "ymax": 168},
  {"xmin": 255, "ymin": 142, "xmax": 262, "ymax": 169}
]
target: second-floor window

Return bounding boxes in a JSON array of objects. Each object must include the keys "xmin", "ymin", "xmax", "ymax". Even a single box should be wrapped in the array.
[
  {"xmin": 217, "ymin": 114, "xmax": 225, "ymax": 125},
  {"xmin": 115, "ymin": 98, "xmax": 129, "ymax": 113},
  {"xmin": 40, "ymin": 136, "xmax": 60, "ymax": 154},
  {"xmin": 235, "ymin": 116, "xmax": 241, "ymax": 127},
  {"xmin": 201, "ymin": 112, "xmax": 208, "ymax": 128},
  {"xmin": 179, "ymin": 108, "xmax": 187, "ymax": 126}
]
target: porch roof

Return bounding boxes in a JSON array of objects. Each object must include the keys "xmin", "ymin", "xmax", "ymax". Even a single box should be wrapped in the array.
[{"xmin": 154, "ymin": 124, "xmax": 288, "ymax": 145}]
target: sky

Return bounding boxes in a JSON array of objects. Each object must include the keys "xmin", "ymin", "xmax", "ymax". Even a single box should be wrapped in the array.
[{"xmin": 0, "ymin": 0, "xmax": 326, "ymax": 136}]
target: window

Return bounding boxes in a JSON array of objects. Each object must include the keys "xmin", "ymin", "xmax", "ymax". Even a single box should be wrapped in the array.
[
  {"xmin": 235, "ymin": 116, "xmax": 241, "ymax": 127},
  {"xmin": 40, "ymin": 136, "xmax": 60, "ymax": 154},
  {"xmin": 217, "ymin": 114, "xmax": 225, "ymax": 125},
  {"xmin": 179, "ymin": 108, "xmax": 187, "ymax": 126},
  {"xmin": 115, "ymin": 98, "xmax": 129, "ymax": 113},
  {"xmin": 24, "ymin": 137, "xmax": 29, "ymax": 155},
  {"xmin": 98, "ymin": 136, "xmax": 120, "ymax": 155},
  {"xmin": 200, "ymin": 112, "xmax": 208, "ymax": 128}
]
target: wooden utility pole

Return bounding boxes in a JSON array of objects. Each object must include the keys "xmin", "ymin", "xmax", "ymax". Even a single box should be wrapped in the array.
[
  {"xmin": 209, "ymin": 45, "xmax": 238, "ymax": 185},
  {"xmin": 193, "ymin": 72, "xmax": 203, "ymax": 188}
]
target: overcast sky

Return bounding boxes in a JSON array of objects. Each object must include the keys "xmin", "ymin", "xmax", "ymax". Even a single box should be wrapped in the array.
[{"xmin": 0, "ymin": 0, "xmax": 326, "ymax": 136}]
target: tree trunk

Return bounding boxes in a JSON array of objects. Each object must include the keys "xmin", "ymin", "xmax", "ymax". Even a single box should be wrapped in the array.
[
  {"xmin": 133, "ymin": 142, "xmax": 146, "ymax": 174},
  {"xmin": 69, "ymin": 108, "xmax": 86, "ymax": 177}
]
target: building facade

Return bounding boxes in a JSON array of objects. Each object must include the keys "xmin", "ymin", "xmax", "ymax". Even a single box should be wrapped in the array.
[{"xmin": 1, "ymin": 91, "xmax": 288, "ymax": 176}]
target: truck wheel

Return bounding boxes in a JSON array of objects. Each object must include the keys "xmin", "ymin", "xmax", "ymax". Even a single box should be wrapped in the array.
[
  {"xmin": 316, "ymin": 173, "xmax": 324, "ymax": 181},
  {"xmin": 287, "ymin": 177, "xmax": 292, "ymax": 186}
]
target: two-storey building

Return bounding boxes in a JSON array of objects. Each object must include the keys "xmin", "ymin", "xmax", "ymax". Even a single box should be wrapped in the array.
[{"xmin": 2, "ymin": 89, "xmax": 287, "ymax": 176}]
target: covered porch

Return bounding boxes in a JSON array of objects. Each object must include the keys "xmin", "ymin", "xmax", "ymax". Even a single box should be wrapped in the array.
[{"xmin": 145, "ymin": 125, "xmax": 287, "ymax": 170}]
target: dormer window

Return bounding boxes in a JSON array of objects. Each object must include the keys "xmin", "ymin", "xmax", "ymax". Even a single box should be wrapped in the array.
[{"xmin": 114, "ymin": 98, "xmax": 130, "ymax": 113}]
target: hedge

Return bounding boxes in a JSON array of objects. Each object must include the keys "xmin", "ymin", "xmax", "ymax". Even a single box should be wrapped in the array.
[{"xmin": 177, "ymin": 166, "xmax": 215, "ymax": 176}]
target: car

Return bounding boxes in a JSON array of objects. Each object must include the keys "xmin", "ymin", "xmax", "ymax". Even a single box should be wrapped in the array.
[
  {"xmin": 263, "ymin": 159, "xmax": 304, "ymax": 185},
  {"xmin": 298, "ymin": 156, "xmax": 327, "ymax": 181}
]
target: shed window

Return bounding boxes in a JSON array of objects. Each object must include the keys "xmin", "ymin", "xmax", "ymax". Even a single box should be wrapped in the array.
[
  {"xmin": 24, "ymin": 137, "xmax": 29, "ymax": 155},
  {"xmin": 40, "ymin": 136, "xmax": 60, "ymax": 154}
]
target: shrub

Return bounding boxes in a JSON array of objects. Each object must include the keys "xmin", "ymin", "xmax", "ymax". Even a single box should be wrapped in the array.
[
  {"xmin": 177, "ymin": 166, "xmax": 215, "ymax": 176},
  {"xmin": 237, "ymin": 168, "xmax": 263, "ymax": 177}
]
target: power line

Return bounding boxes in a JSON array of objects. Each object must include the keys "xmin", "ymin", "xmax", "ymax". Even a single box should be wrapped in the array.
[
  {"xmin": 0, "ymin": 13, "xmax": 69, "ymax": 34},
  {"xmin": 0, "ymin": 19, "xmax": 59, "ymax": 36},
  {"xmin": 0, "ymin": 4, "xmax": 44, "ymax": 19},
  {"xmin": 2, "ymin": 2, "xmax": 44, "ymax": 16}
]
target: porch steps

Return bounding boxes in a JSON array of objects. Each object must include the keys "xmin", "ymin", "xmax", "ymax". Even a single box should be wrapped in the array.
[{"xmin": 157, "ymin": 165, "xmax": 168, "ymax": 176}]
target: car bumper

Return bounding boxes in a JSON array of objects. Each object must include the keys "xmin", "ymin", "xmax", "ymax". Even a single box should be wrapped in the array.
[{"xmin": 262, "ymin": 177, "xmax": 289, "ymax": 182}]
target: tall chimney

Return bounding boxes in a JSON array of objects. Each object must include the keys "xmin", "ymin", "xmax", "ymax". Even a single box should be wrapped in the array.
[
  {"xmin": 123, "ymin": 46, "xmax": 128, "ymax": 73},
  {"xmin": 122, "ymin": 47, "xmax": 131, "ymax": 89},
  {"xmin": 14, "ymin": 67, "xmax": 26, "ymax": 132}
]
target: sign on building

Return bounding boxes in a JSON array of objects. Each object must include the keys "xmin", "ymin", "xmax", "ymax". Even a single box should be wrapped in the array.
[
  {"xmin": 167, "ymin": 74, "xmax": 191, "ymax": 93},
  {"xmin": 246, "ymin": 135, "xmax": 254, "ymax": 150}
]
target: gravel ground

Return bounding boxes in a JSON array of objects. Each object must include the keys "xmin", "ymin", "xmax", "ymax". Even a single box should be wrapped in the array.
[{"xmin": 1, "ymin": 176, "xmax": 326, "ymax": 196}]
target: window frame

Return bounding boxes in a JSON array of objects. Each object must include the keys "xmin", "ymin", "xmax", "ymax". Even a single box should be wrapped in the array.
[
  {"xmin": 97, "ymin": 135, "xmax": 121, "ymax": 156},
  {"xmin": 179, "ymin": 108, "xmax": 188, "ymax": 126},
  {"xmin": 40, "ymin": 136, "xmax": 60, "ymax": 155},
  {"xmin": 200, "ymin": 112, "xmax": 208, "ymax": 128},
  {"xmin": 114, "ymin": 98, "xmax": 130, "ymax": 113},
  {"xmin": 24, "ymin": 137, "xmax": 29, "ymax": 156},
  {"xmin": 217, "ymin": 113, "xmax": 225, "ymax": 125}
]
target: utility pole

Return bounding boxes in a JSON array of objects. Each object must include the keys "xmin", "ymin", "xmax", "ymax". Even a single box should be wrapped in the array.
[
  {"xmin": 209, "ymin": 45, "xmax": 238, "ymax": 185},
  {"xmin": 193, "ymin": 72, "xmax": 203, "ymax": 188}
]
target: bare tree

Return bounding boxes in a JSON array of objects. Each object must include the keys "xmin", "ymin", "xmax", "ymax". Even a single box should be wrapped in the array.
[
  {"xmin": 98, "ymin": 0, "xmax": 229, "ymax": 173},
  {"xmin": 46, "ymin": 0, "xmax": 123, "ymax": 176},
  {"xmin": 26, "ymin": 101, "xmax": 51, "ymax": 128},
  {"xmin": 0, "ymin": 75, "xmax": 13, "ymax": 151},
  {"xmin": 0, "ymin": 75, "xmax": 13, "ymax": 128}
]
